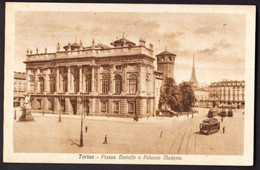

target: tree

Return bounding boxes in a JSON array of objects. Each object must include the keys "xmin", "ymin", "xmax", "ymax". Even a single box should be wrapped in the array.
[
  {"xmin": 158, "ymin": 78, "xmax": 181, "ymax": 112},
  {"xmin": 179, "ymin": 82, "xmax": 196, "ymax": 112}
]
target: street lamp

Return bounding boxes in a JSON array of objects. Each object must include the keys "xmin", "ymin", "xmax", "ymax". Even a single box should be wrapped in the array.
[{"xmin": 79, "ymin": 93, "xmax": 84, "ymax": 147}]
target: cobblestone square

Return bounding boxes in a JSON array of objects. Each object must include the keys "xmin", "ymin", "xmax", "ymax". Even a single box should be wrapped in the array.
[{"xmin": 13, "ymin": 108, "xmax": 244, "ymax": 155}]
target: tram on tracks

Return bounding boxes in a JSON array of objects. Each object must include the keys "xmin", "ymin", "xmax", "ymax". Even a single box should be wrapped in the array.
[{"xmin": 199, "ymin": 118, "xmax": 220, "ymax": 135}]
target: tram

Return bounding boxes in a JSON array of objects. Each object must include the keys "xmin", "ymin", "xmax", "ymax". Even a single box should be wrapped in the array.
[{"xmin": 199, "ymin": 118, "xmax": 220, "ymax": 135}]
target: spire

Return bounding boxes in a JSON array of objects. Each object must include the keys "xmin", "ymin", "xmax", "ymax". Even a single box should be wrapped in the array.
[{"xmin": 189, "ymin": 53, "xmax": 198, "ymax": 86}]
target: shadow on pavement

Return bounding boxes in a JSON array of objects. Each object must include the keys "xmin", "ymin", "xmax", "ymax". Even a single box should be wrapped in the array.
[
  {"xmin": 68, "ymin": 139, "xmax": 80, "ymax": 147},
  {"xmin": 194, "ymin": 131, "xmax": 204, "ymax": 135}
]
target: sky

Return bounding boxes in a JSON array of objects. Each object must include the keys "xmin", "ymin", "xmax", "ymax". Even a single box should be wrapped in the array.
[{"xmin": 15, "ymin": 12, "xmax": 246, "ymax": 84}]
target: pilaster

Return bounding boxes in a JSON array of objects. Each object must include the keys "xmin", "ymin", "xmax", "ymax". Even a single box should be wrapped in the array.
[
  {"xmin": 56, "ymin": 67, "xmax": 60, "ymax": 93},
  {"xmin": 67, "ymin": 66, "xmax": 71, "ymax": 93},
  {"xmin": 78, "ymin": 65, "xmax": 82, "ymax": 93}
]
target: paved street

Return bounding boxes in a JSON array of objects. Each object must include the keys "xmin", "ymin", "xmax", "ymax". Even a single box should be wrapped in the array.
[{"xmin": 13, "ymin": 108, "xmax": 244, "ymax": 155}]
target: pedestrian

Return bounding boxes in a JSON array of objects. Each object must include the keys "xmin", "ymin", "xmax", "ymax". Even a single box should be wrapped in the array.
[
  {"xmin": 160, "ymin": 131, "xmax": 163, "ymax": 138},
  {"xmin": 221, "ymin": 117, "xmax": 223, "ymax": 123},
  {"xmin": 192, "ymin": 113, "xmax": 194, "ymax": 118},
  {"xmin": 103, "ymin": 135, "xmax": 108, "ymax": 144},
  {"xmin": 223, "ymin": 126, "xmax": 225, "ymax": 134},
  {"xmin": 85, "ymin": 125, "xmax": 88, "ymax": 133}
]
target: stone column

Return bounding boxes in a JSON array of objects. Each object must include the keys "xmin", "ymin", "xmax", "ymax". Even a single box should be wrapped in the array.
[
  {"xmin": 44, "ymin": 69, "xmax": 50, "ymax": 94},
  {"xmin": 91, "ymin": 65, "xmax": 95, "ymax": 92},
  {"xmin": 56, "ymin": 67, "xmax": 60, "ymax": 93},
  {"xmin": 138, "ymin": 64, "xmax": 142, "ymax": 95},
  {"xmin": 82, "ymin": 67, "xmax": 86, "ymax": 93},
  {"xmin": 96, "ymin": 66, "xmax": 100, "ymax": 93},
  {"xmin": 67, "ymin": 66, "xmax": 70, "ymax": 93},
  {"xmin": 122, "ymin": 65, "xmax": 126, "ymax": 95},
  {"xmin": 110, "ymin": 65, "xmax": 114, "ymax": 94},
  {"xmin": 79, "ymin": 65, "xmax": 82, "ymax": 93},
  {"xmin": 34, "ymin": 69, "xmax": 39, "ymax": 94}
]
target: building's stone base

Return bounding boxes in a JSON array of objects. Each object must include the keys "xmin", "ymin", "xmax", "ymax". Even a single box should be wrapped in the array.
[{"xmin": 29, "ymin": 95, "xmax": 156, "ymax": 118}]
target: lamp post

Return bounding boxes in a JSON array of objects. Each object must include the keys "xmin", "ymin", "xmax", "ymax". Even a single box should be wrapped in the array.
[{"xmin": 79, "ymin": 93, "xmax": 84, "ymax": 147}]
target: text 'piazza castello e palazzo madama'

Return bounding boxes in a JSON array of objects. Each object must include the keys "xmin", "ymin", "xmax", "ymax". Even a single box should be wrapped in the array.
[{"xmin": 24, "ymin": 36, "xmax": 177, "ymax": 117}]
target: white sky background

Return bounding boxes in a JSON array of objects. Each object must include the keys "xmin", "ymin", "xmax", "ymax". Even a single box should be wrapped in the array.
[{"xmin": 15, "ymin": 12, "xmax": 246, "ymax": 84}]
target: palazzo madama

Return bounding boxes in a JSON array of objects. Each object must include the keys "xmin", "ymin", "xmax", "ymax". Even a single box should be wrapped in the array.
[{"xmin": 24, "ymin": 36, "xmax": 176, "ymax": 117}]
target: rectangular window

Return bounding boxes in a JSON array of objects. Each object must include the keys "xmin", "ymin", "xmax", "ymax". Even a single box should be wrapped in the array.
[
  {"xmin": 48, "ymin": 99, "xmax": 54, "ymax": 111},
  {"xmin": 37, "ymin": 99, "xmax": 42, "ymax": 110},
  {"xmin": 114, "ymin": 102, "xmax": 120, "ymax": 113},
  {"xmin": 101, "ymin": 101, "xmax": 107, "ymax": 113},
  {"xmin": 128, "ymin": 102, "xmax": 135, "ymax": 114},
  {"xmin": 116, "ymin": 66, "xmax": 122, "ymax": 70},
  {"xmin": 147, "ymin": 100, "xmax": 150, "ymax": 113}
]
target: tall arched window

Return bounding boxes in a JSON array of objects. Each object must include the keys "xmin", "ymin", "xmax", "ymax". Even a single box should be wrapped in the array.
[
  {"xmin": 62, "ymin": 76, "xmax": 67, "ymax": 93},
  {"xmin": 50, "ymin": 77, "xmax": 56, "ymax": 94},
  {"xmin": 39, "ymin": 77, "xmax": 44, "ymax": 93},
  {"xmin": 129, "ymin": 74, "xmax": 137, "ymax": 94},
  {"xmin": 115, "ymin": 74, "xmax": 122, "ymax": 94},
  {"xmin": 85, "ymin": 75, "xmax": 91, "ymax": 92},
  {"xmin": 74, "ymin": 75, "xmax": 79, "ymax": 93},
  {"xmin": 102, "ymin": 75, "xmax": 109, "ymax": 94}
]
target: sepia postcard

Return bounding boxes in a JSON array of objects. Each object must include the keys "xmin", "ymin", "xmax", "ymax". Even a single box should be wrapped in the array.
[{"xmin": 4, "ymin": 3, "xmax": 255, "ymax": 165}]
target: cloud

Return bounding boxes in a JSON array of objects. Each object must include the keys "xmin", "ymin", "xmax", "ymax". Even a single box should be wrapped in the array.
[
  {"xmin": 194, "ymin": 26, "xmax": 218, "ymax": 34},
  {"xmin": 197, "ymin": 39, "xmax": 232, "ymax": 55}
]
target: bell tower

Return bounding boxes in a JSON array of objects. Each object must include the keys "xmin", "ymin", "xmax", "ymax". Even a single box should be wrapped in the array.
[{"xmin": 156, "ymin": 47, "xmax": 177, "ymax": 81}]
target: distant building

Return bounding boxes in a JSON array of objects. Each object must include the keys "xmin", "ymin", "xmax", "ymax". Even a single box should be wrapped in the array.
[
  {"xmin": 209, "ymin": 80, "xmax": 245, "ymax": 109},
  {"xmin": 193, "ymin": 86, "xmax": 209, "ymax": 107},
  {"xmin": 23, "ymin": 36, "xmax": 166, "ymax": 117},
  {"xmin": 14, "ymin": 71, "xmax": 27, "ymax": 107}
]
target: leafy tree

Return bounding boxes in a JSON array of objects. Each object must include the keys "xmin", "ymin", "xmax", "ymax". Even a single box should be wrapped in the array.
[
  {"xmin": 158, "ymin": 78, "xmax": 181, "ymax": 112},
  {"xmin": 179, "ymin": 82, "xmax": 196, "ymax": 112}
]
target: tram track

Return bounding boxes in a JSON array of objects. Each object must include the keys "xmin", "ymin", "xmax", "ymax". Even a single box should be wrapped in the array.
[{"xmin": 185, "ymin": 117, "xmax": 201, "ymax": 154}]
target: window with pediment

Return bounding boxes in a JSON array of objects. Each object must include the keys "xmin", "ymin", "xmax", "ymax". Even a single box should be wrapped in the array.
[
  {"xmin": 50, "ymin": 77, "xmax": 56, "ymax": 94},
  {"xmin": 39, "ymin": 77, "xmax": 44, "ymax": 93},
  {"xmin": 85, "ymin": 75, "xmax": 91, "ymax": 92},
  {"xmin": 115, "ymin": 74, "xmax": 122, "ymax": 94},
  {"xmin": 129, "ymin": 74, "xmax": 137, "ymax": 94},
  {"xmin": 102, "ymin": 75, "xmax": 109, "ymax": 94}
]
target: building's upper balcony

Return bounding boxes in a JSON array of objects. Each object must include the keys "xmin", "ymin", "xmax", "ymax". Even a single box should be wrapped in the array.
[{"xmin": 25, "ymin": 46, "xmax": 154, "ymax": 62}]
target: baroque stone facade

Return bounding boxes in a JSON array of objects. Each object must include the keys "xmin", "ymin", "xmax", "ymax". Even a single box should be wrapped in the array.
[{"xmin": 24, "ymin": 37, "xmax": 165, "ymax": 117}]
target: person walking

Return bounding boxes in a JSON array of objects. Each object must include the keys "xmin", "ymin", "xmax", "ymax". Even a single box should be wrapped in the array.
[
  {"xmin": 160, "ymin": 131, "xmax": 163, "ymax": 138},
  {"xmin": 221, "ymin": 117, "xmax": 223, "ymax": 123},
  {"xmin": 223, "ymin": 126, "xmax": 225, "ymax": 134},
  {"xmin": 103, "ymin": 135, "xmax": 108, "ymax": 144}
]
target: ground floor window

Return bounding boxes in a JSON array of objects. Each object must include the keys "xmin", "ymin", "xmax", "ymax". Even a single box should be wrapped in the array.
[
  {"xmin": 147, "ymin": 100, "xmax": 150, "ymax": 114},
  {"xmin": 37, "ymin": 99, "xmax": 42, "ymax": 110},
  {"xmin": 48, "ymin": 99, "xmax": 54, "ymax": 111},
  {"xmin": 114, "ymin": 102, "xmax": 120, "ymax": 113},
  {"xmin": 101, "ymin": 100, "xmax": 107, "ymax": 113},
  {"xmin": 128, "ymin": 101, "xmax": 135, "ymax": 114}
]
